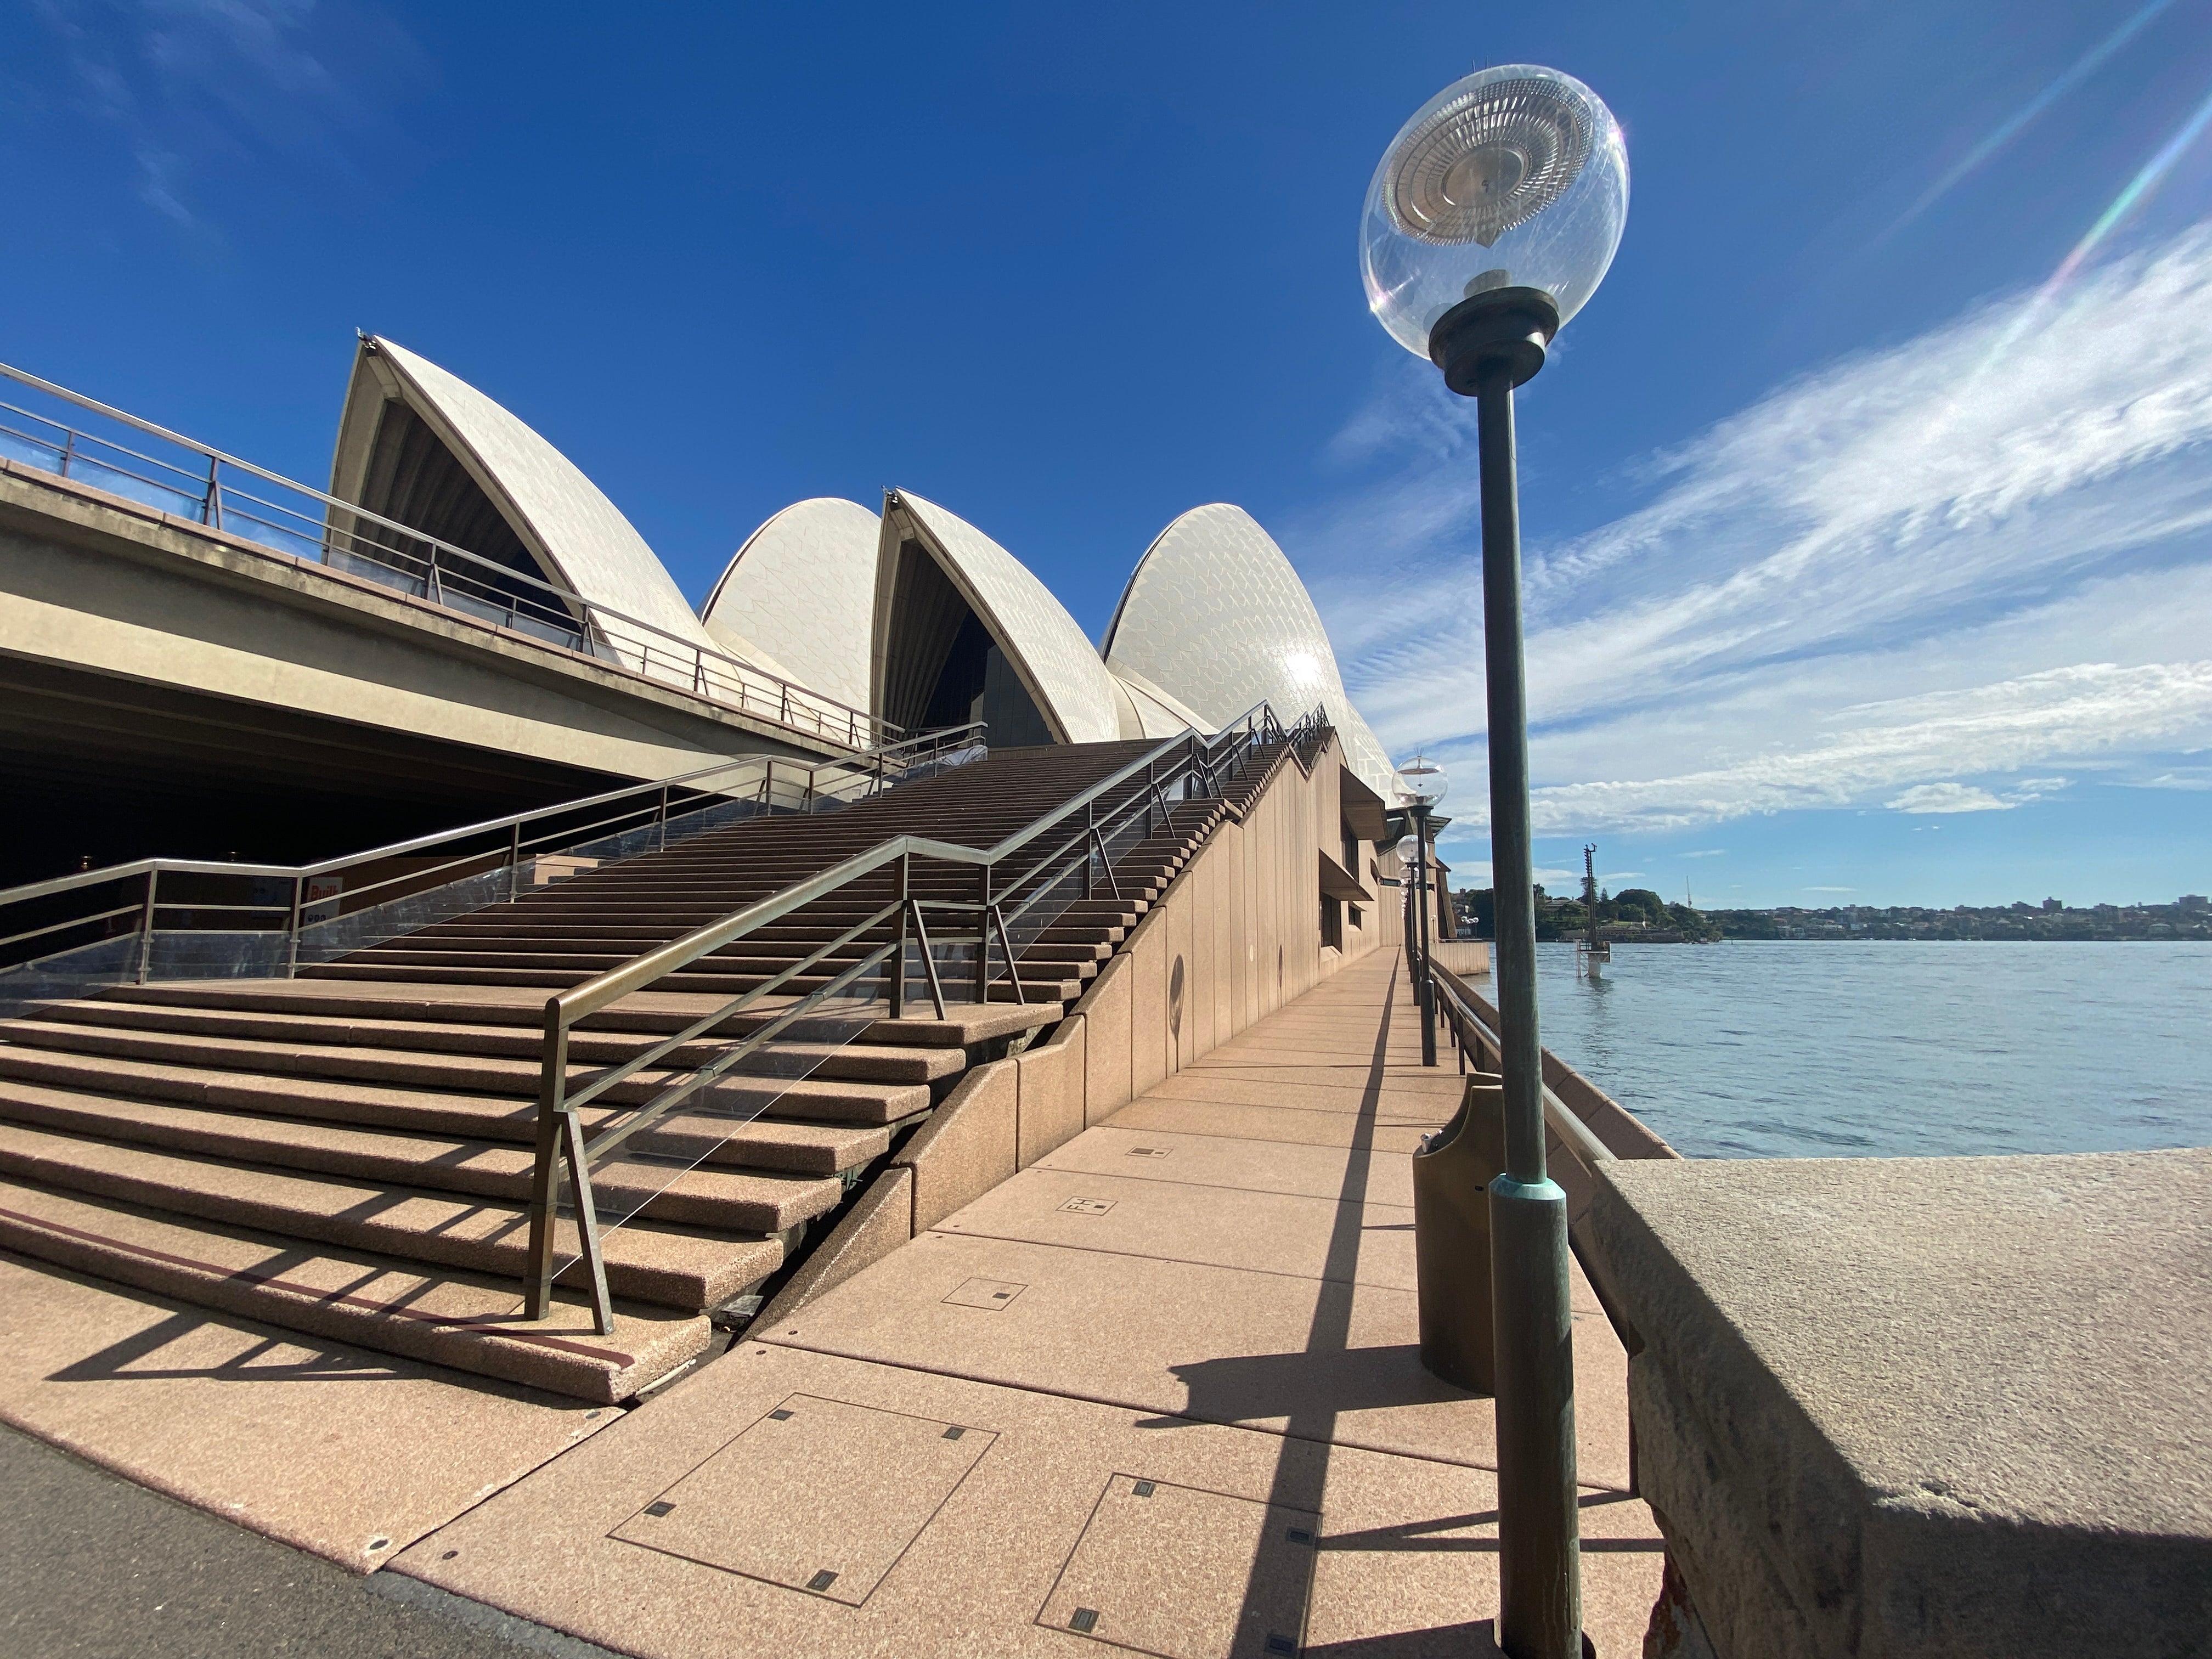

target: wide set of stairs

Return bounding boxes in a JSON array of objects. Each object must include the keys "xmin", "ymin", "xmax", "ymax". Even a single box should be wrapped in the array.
[{"xmin": 0, "ymin": 738, "xmax": 1286, "ymax": 1402}]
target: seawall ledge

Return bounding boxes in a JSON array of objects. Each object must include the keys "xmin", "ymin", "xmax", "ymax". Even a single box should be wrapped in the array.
[{"xmin": 1585, "ymin": 1147, "xmax": 2212, "ymax": 1658}]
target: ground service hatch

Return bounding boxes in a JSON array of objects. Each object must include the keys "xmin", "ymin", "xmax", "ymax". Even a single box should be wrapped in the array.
[
  {"xmin": 610, "ymin": 1393, "xmax": 995, "ymax": 1606},
  {"xmin": 1037, "ymin": 1472, "xmax": 1321, "ymax": 1658}
]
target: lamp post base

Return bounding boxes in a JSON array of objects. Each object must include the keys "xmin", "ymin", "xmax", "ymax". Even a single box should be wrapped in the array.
[{"xmin": 1490, "ymin": 1175, "xmax": 1582, "ymax": 1659}]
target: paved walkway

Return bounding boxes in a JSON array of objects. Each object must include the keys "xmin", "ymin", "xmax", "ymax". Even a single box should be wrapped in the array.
[{"xmin": 398, "ymin": 948, "xmax": 1662, "ymax": 1656}]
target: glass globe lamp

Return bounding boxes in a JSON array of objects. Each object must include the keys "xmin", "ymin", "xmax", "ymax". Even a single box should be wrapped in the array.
[
  {"xmin": 1395, "ymin": 835, "xmax": 1422, "ymax": 862},
  {"xmin": 1395, "ymin": 754, "xmax": 1449, "ymax": 809},
  {"xmin": 1361, "ymin": 65, "xmax": 1628, "ymax": 360}
]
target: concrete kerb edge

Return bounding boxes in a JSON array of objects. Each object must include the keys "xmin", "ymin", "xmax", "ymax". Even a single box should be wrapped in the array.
[
  {"xmin": 1584, "ymin": 1161, "xmax": 1867, "ymax": 1655},
  {"xmin": 754, "ymin": 1164, "xmax": 915, "ymax": 1331}
]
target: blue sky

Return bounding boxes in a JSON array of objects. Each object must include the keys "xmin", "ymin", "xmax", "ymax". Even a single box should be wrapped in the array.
[{"xmin": 4, "ymin": 1, "xmax": 2210, "ymax": 908}]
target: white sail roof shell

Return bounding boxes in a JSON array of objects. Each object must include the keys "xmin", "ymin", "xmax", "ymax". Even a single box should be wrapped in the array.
[
  {"xmin": 702, "ymin": 498, "xmax": 878, "ymax": 712},
  {"xmin": 352, "ymin": 337, "xmax": 713, "ymax": 651},
  {"xmin": 885, "ymin": 492, "xmax": 1122, "ymax": 746},
  {"xmin": 1103, "ymin": 503, "xmax": 1397, "ymax": 794}
]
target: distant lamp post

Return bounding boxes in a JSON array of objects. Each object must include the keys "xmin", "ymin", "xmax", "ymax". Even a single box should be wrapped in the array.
[
  {"xmin": 1395, "ymin": 755, "xmax": 1449, "ymax": 1067},
  {"xmin": 1362, "ymin": 63, "xmax": 1628, "ymax": 1659}
]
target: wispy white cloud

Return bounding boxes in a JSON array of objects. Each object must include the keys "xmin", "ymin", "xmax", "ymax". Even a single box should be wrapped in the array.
[
  {"xmin": 1888, "ymin": 782, "xmax": 2011, "ymax": 813},
  {"xmin": 1302, "ymin": 226, "xmax": 2212, "ymax": 837},
  {"xmin": 30, "ymin": 0, "xmax": 425, "ymax": 232},
  {"xmin": 1888, "ymin": 775, "xmax": 2070, "ymax": 813}
]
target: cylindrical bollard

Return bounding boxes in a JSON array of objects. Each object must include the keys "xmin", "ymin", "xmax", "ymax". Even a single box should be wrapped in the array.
[
  {"xmin": 1491, "ymin": 1173, "xmax": 1583, "ymax": 1659},
  {"xmin": 1412, "ymin": 1075, "xmax": 1506, "ymax": 1391}
]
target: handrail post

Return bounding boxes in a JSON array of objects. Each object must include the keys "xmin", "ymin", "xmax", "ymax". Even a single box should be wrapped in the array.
[
  {"xmin": 284, "ymin": 875, "xmax": 304, "ymax": 979},
  {"xmin": 204, "ymin": 454, "xmax": 221, "ymax": 529},
  {"xmin": 992, "ymin": 904, "xmax": 1026, "ymax": 1005},
  {"xmin": 974, "ymin": 863, "xmax": 992, "ymax": 1005},
  {"xmin": 562, "ymin": 1111, "xmax": 616, "ymax": 1338},
  {"xmin": 524, "ymin": 1002, "xmax": 568, "ymax": 1320},
  {"xmin": 890, "ymin": 854, "xmax": 910, "ymax": 1019},
  {"xmin": 909, "ymin": 898, "xmax": 949, "ymax": 1020},
  {"xmin": 136, "ymin": 867, "xmax": 158, "ymax": 984},
  {"xmin": 507, "ymin": 821, "xmax": 522, "ymax": 904},
  {"xmin": 658, "ymin": 785, "xmax": 670, "ymax": 852}
]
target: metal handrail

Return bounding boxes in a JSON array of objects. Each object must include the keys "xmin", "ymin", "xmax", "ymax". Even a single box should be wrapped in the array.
[
  {"xmin": 0, "ymin": 723, "xmax": 986, "ymax": 989},
  {"xmin": 0, "ymin": 359, "xmax": 893, "ymax": 748},
  {"xmin": 1426, "ymin": 963, "xmax": 1616, "ymax": 1169},
  {"xmin": 524, "ymin": 699, "xmax": 1322, "ymax": 1331}
]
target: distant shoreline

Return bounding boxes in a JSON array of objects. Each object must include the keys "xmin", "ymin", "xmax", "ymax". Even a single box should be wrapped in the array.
[{"xmin": 1517, "ymin": 935, "xmax": 2212, "ymax": 945}]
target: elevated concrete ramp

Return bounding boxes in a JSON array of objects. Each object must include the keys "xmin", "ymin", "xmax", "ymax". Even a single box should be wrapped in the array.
[{"xmin": 0, "ymin": 460, "xmax": 842, "ymax": 878}]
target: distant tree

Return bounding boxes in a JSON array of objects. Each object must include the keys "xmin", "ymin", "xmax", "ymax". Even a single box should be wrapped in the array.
[
  {"xmin": 1614, "ymin": 887, "xmax": 1667, "ymax": 926},
  {"xmin": 1462, "ymin": 888, "xmax": 1495, "ymax": 938}
]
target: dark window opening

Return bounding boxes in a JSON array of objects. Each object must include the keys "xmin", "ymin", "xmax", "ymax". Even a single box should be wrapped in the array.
[
  {"xmin": 345, "ymin": 400, "xmax": 565, "ymax": 626},
  {"xmin": 881, "ymin": 537, "xmax": 1054, "ymax": 743},
  {"xmin": 1321, "ymin": 895, "xmax": 1343, "ymax": 950}
]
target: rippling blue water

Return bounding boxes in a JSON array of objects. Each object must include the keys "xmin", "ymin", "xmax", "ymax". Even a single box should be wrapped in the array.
[{"xmin": 1506, "ymin": 941, "xmax": 2212, "ymax": 1159}]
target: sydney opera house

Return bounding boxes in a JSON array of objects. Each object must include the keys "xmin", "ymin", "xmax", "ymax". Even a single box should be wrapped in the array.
[
  {"xmin": 335, "ymin": 333, "xmax": 1397, "ymax": 797},
  {"xmin": 0, "ymin": 332, "xmax": 1638, "ymax": 1659}
]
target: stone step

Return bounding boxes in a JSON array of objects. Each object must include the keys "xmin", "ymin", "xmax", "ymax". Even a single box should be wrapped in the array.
[
  {"xmin": 0, "ymin": 1019, "xmax": 931, "ymax": 1120},
  {"xmin": 0, "ymin": 1122, "xmax": 787, "ymax": 1310},
  {"xmin": 34, "ymin": 1000, "xmax": 966, "ymax": 1085},
  {"xmin": 297, "ymin": 959, "xmax": 1086, "ymax": 1005},
  {"xmin": 0, "ymin": 1092, "xmax": 840, "ymax": 1231},
  {"xmin": 0, "ymin": 1175, "xmax": 708, "ymax": 1402},
  {"xmin": 99, "ymin": 980, "xmax": 1052, "ymax": 1048},
  {"xmin": 357, "ymin": 937, "xmax": 1114, "ymax": 968},
  {"xmin": 0, "ymin": 1045, "xmax": 930, "ymax": 1130},
  {"xmin": 0, "ymin": 1073, "xmax": 888, "ymax": 1176}
]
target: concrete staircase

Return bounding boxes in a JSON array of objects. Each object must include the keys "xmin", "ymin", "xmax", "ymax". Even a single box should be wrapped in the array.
[{"xmin": 0, "ymin": 738, "xmax": 1282, "ymax": 1403}]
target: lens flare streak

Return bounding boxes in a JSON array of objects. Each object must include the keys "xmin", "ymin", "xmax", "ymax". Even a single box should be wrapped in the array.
[
  {"xmin": 2042, "ymin": 80, "xmax": 2212, "ymax": 298},
  {"xmin": 1882, "ymin": 0, "xmax": 2176, "ymax": 242}
]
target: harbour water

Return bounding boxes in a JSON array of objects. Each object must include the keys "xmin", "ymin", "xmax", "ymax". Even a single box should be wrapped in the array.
[{"xmin": 1511, "ymin": 940, "xmax": 2212, "ymax": 1159}]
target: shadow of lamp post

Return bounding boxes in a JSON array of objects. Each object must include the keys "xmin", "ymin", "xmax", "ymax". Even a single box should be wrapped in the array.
[
  {"xmin": 1361, "ymin": 63, "xmax": 1630, "ymax": 1659},
  {"xmin": 1395, "ymin": 754, "xmax": 1449, "ymax": 1066}
]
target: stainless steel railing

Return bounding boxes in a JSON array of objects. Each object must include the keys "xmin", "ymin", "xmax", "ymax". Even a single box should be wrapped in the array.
[
  {"xmin": 0, "ymin": 723, "xmax": 986, "ymax": 1007},
  {"xmin": 525, "ymin": 701, "xmax": 1327, "ymax": 1332},
  {"xmin": 0, "ymin": 359, "xmax": 891, "ymax": 749}
]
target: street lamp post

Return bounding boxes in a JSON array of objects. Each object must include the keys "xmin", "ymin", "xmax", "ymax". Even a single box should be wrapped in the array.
[
  {"xmin": 1362, "ymin": 64, "xmax": 1629, "ymax": 1659},
  {"xmin": 1396, "ymin": 755, "xmax": 1450, "ymax": 1067}
]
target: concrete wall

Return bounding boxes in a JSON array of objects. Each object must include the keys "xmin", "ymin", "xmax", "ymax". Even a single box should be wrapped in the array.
[
  {"xmin": 1073, "ymin": 731, "xmax": 1390, "ymax": 1124},
  {"xmin": 0, "ymin": 461, "xmax": 833, "ymax": 785}
]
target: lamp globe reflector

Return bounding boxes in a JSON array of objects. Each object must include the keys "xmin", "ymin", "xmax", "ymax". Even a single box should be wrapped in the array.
[
  {"xmin": 1396, "ymin": 754, "xmax": 1449, "ymax": 808},
  {"xmin": 1395, "ymin": 836, "xmax": 1422, "ymax": 862},
  {"xmin": 1361, "ymin": 64, "xmax": 1628, "ymax": 358}
]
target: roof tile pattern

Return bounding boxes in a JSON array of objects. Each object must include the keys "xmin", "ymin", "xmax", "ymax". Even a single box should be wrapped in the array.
[
  {"xmin": 895, "ymin": 492, "xmax": 1122, "ymax": 746},
  {"xmin": 1104, "ymin": 504, "xmax": 1397, "ymax": 794},
  {"xmin": 370, "ymin": 338, "xmax": 712, "ymax": 649},
  {"xmin": 701, "ymin": 498, "xmax": 878, "ymax": 711}
]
